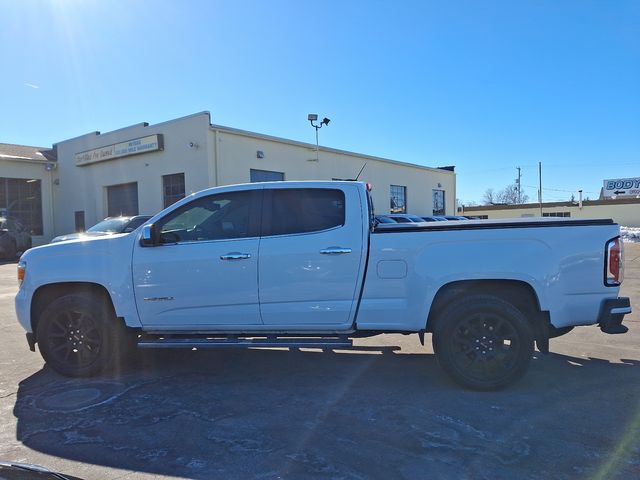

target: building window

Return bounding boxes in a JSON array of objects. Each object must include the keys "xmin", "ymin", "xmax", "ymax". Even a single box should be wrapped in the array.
[
  {"xmin": 0, "ymin": 177, "xmax": 43, "ymax": 235},
  {"xmin": 74, "ymin": 211, "xmax": 85, "ymax": 232},
  {"xmin": 432, "ymin": 189, "xmax": 445, "ymax": 216},
  {"xmin": 163, "ymin": 173, "xmax": 186, "ymax": 208},
  {"xmin": 250, "ymin": 169, "xmax": 284, "ymax": 183},
  {"xmin": 542, "ymin": 212, "xmax": 571, "ymax": 217},
  {"xmin": 390, "ymin": 185, "xmax": 407, "ymax": 213},
  {"xmin": 107, "ymin": 182, "xmax": 139, "ymax": 217}
]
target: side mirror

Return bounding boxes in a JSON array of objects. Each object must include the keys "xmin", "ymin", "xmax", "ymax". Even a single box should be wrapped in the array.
[{"xmin": 140, "ymin": 224, "xmax": 158, "ymax": 247}]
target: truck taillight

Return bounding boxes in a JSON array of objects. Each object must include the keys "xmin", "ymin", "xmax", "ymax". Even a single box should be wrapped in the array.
[{"xmin": 605, "ymin": 237, "xmax": 624, "ymax": 286}]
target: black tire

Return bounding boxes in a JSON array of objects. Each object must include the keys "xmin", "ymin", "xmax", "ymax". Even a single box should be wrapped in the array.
[
  {"xmin": 37, "ymin": 293, "xmax": 134, "ymax": 377},
  {"xmin": 432, "ymin": 295, "xmax": 535, "ymax": 391}
]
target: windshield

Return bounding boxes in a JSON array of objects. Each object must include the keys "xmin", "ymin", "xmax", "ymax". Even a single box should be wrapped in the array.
[{"xmin": 86, "ymin": 218, "xmax": 131, "ymax": 233}]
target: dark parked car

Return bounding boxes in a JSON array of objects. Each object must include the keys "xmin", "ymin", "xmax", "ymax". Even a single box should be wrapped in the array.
[
  {"xmin": 0, "ymin": 216, "xmax": 32, "ymax": 259},
  {"xmin": 387, "ymin": 214, "xmax": 426, "ymax": 223},
  {"xmin": 0, "ymin": 461, "xmax": 84, "ymax": 479},
  {"xmin": 420, "ymin": 216, "xmax": 447, "ymax": 222},
  {"xmin": 374, "ymin": 215, "xmax": 397, "ymax": 224},
  {"xmin": 50, "ymin": 215, "xmax": 152, "ymax": 243}
]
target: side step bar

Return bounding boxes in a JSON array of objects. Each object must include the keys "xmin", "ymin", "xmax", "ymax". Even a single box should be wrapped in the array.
[{"xmin": 137, "ymin": 335, "xmax": 353, "ymax": 350}]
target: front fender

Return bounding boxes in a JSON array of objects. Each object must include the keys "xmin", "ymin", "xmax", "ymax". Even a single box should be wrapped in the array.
[{"xmin": 17, "ymin": 234, "xmax": 141, "ymax": 330}]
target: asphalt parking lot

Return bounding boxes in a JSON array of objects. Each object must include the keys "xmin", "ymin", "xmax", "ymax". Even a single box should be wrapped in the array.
[{"xmin": 0, "ymin": 245, "xmax": 639, "ymax": 480}]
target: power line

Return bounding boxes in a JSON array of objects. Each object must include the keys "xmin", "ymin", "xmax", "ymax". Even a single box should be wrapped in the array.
[{"xmin": 522, "ymin": 184, "xmax": 599, "ymax": 194}]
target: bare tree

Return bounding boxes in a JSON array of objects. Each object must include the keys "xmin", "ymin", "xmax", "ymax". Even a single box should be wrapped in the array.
[
  {"xmin": 482, "ymin": 184, "xmax": 529, "ymax": 205},
  {"xmin": 482, "ymin": 188, "xmax": 495, "ymax": 205},
  {"xmin": 497, "ymin": 184, "xmax": 529, "ymax": 204}
]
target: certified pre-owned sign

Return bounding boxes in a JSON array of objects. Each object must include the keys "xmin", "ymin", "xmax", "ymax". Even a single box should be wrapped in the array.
[
  {"xmin": 75, "ymin": 134, "xmax": 164, "ymax": 166},
  {"xmin": 603, "ymin": 177, "xmax": 640, "ymax": 198}
]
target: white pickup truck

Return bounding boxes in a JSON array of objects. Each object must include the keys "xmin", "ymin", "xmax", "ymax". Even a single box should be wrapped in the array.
[{"xmin": 15, "ymin": 181, "xmax": 631, "ymax": 389}]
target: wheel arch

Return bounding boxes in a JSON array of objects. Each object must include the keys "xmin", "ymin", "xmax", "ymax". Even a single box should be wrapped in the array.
[
  {"xmin": 31, "ymin": 282, "xmax": 116, "ymax": 341},
  {"xmin": 426, "ymin": 279, "xmax": 549, "ymax": 350}
]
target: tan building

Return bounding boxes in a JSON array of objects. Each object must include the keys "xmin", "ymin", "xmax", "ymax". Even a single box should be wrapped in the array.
[
  {"xmin": 460, "ymin": 198, "xmax": 640, "ymax": 227},
  {"xmin": 4, "ymin": 112, "xmax": 456, "ymax": 243},
  {"xmin": 0, "ymin": 144, "xmax": 57, "ymax": 246}
]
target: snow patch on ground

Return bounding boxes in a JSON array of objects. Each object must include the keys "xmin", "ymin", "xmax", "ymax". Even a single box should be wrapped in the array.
[{"xmin": 621, "ymin": 226, "xmax": 640, "ymax": 243}]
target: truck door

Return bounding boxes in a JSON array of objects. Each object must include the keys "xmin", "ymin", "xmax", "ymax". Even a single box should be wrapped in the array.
[
  {"xmin": 132, "ymin": 188, "xmax": 263, "ymax": 328},
  {"xmin": 258, "ymin": 185, "xmax": 365, "ymax": 327}
]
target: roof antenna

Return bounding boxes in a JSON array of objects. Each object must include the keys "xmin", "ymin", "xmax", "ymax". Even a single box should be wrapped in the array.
[{"xmin": 354, "ymin": 162, "xmax": 367, "ymax": 181}]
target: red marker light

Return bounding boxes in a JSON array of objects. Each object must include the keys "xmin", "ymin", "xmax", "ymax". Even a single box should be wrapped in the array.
[{"xmin": 605, "ymin": 237, "xmax": 624, "ymax": 285}]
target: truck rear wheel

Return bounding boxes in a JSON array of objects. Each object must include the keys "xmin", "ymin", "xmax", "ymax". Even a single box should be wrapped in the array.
[
  {"xmin": 432, "ymin": 295, "xmax": 534, "ymax": 390},
  {"xmin": 37, "ymin": 293, "xmax": 133, "ymax": 377}
]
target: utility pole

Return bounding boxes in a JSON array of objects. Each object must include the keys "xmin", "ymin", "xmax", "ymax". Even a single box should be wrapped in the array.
[
  {"xmin": 516, "ymin": 167, "xmax": 521, "ymax": 204},
  {"xmin": 538, "ymin": 162, "xmax": 542, "ymax": 217}
]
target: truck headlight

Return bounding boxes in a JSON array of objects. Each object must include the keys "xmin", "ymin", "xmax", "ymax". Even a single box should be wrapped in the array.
[{"xmin": 17, "ymin": 261, "xmax": 26, "ymax": 286}]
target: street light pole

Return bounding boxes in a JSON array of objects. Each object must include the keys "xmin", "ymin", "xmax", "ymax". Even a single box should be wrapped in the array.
[
  {"xmin": 307, "ymin": 114, "xmax": 331, "ymax": 162},
  {"xmin": 315, "ymin": 125, "xmax": 319, "ymax": 162}
]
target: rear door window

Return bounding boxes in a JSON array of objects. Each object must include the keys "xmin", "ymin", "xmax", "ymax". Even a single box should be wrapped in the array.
[{"xmin": 263, "ymin": 188, "xmax": 345, "ymax": 236}]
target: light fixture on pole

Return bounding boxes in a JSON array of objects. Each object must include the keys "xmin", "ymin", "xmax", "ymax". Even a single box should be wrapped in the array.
[{"xmin": 308, "ymin": 113, "xmax": 330, "ymax": 162}]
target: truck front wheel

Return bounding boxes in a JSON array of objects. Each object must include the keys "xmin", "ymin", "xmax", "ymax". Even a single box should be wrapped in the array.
[
  {"xmin": 432, "ymin": 295, "xmax": 534, "ymax": 390},
  {"xmin": 37, "ymin": 293, "xmax": 132, "ymax": 377}
]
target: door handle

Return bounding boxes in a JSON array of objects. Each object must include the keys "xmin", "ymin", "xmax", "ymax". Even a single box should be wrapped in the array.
[
  {"xmin": 319, "ymin": 247, "xmax": 352, "ymax": 255},
  {"xmin": 220, "ymin": 252, "xmax": 251, "ymax": 260}
]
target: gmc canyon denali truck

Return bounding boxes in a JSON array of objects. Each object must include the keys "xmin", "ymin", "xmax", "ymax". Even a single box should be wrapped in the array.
[{"xmin": 15, "ymin": 181, "xmax": 631, "ymax": 390}]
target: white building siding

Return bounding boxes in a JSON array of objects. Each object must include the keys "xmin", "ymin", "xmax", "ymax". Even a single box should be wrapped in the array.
[
  {"xmin": 213, "ymin": 127, "xmax": 455, "ymax": 216},
  {"xmin": 33, "ymin": 111, "xmax": 455, "ymax": 239},
  {"xmin": 462, "ymin": 202, "xmax": 640, "ymax": 227},
  {"xmin": 53, "ymin": 113, "xmax": 213, "ymax": 235}
]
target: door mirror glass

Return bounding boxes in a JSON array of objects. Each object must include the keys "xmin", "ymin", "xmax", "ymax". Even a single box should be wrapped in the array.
[{"xmin": 140, "ymin": 224, "xmax": 157, "ymax": 246}]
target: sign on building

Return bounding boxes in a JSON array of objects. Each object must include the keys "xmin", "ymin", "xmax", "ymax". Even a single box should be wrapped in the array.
[
  {"xmin": 75, "ymin": 134, "xmax": 163, "ymax": 166},
  {"xmin": 603, "ymin": 177, "xmax": 640, "ymax": 198}
]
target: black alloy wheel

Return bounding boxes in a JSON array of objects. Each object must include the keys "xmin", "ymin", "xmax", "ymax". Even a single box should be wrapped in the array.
[
  {"xmin": 433, "ymin": 295, "xmax": 534, "ymax": 390},
  {"xmin": 38, "ymin": 293, "xmax": 132, "ymax": 377},
  {"xmin": 45, "ymin": 308, "xmax": 103, "ymax": 370}
]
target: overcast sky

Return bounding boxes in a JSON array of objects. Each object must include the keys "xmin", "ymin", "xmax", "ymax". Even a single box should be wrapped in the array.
[{"xmin": 1, "ymin": 0, "xmax": 638, "ymax": 204}]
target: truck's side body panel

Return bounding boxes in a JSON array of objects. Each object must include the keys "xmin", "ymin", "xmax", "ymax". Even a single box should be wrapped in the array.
[{"xmin": 357, "ymin": 222, "xmax": 621, "ymax": 331}]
